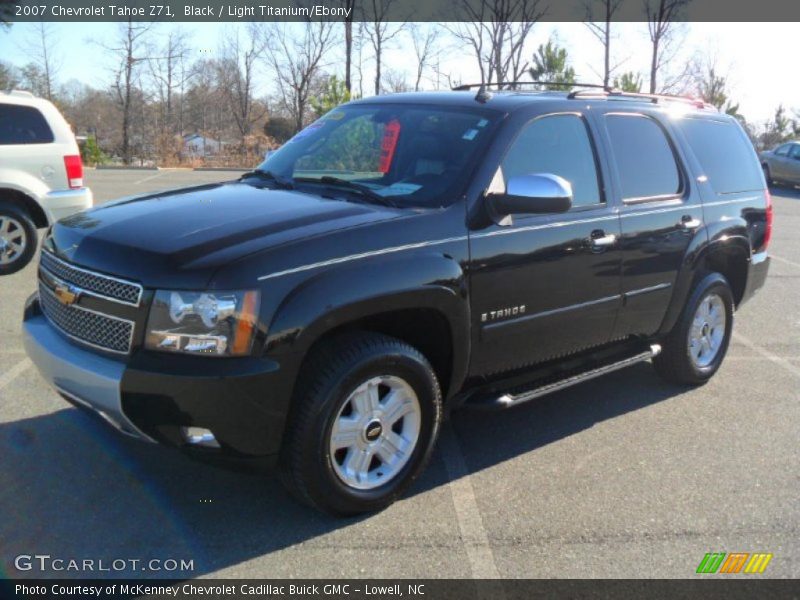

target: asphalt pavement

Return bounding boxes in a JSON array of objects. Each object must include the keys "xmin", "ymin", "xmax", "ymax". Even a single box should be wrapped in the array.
[{"xmin": 0, "ymin": 168, "xmax": 798, "ymax": 579}]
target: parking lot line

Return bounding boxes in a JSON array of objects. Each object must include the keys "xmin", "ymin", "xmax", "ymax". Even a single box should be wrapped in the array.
[
  {"xmin": 770, "ymin": 254, "xmax": 800, "ymax": 270},
  {"xmin": 439, "ymin": 424, "xmax": 501, "ymax": 579},
  {"xmin": 733, "ymin": 332, "xmax": 800, "ymax": 379},
  {"xmin": 133, "ymin": 171, "xmax": 167, "ymax": 185},
  {"xmin": 0, "ymin": 357, "xmax": 32, "ymax": 391}
]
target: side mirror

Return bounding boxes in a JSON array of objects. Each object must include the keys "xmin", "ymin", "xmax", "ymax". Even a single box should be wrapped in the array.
[{"xmin": 490, "ymin": 174, "xmax": 573, "ymax": 215}]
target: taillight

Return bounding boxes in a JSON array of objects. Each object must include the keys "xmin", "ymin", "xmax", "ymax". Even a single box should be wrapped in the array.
[
  {"xmin": 63, "ymin": 155, "xmax": 83, "ymax": 189},
  {"xmin": 760, "ymin": 188, "xmax": 773, "ymax": 251}
]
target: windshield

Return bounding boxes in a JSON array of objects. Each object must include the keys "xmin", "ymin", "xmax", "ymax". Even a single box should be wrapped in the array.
[{"xmin": 256, "ymin": 104, "xmax": 499, "ymax": 208}]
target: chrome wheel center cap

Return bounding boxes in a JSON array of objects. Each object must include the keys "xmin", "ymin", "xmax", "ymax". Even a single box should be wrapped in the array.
[{"xmin": 363, "ymin": 419, "xmax": 383, "ymax": 442}]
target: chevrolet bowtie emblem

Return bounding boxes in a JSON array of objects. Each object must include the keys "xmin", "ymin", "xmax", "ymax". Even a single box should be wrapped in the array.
[{"xmin": 53, "ymin": 283, "xmax": 80, "ymax": 306}]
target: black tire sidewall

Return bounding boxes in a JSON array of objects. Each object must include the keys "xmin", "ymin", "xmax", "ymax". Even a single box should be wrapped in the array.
[
  {"xmin": 302, "ymin": 346, "xmax": 440, "ymax": 514},
  {"xmin": 0, "ymin": 203, "xmax": 37, "ymax": 276},
  {"xmin": 679, "ymin": 276, "xmax": 734, "ymax": 381}
]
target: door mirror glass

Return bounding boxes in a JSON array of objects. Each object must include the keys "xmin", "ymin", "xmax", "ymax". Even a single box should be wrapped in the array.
[{"xmin": 490, "ymin": 174, "xmax": 573, "ymax": 215}]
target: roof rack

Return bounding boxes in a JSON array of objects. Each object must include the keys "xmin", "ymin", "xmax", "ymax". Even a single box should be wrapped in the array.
[
  {"xmin": 568, "ymin": 88, "xmax": 717, "ymax": 111},
  {"xmin": 451, "ymin": 81, "xmax": 716, "ymax": 112},
  {"xmin": 453, "ymin": 81, "xmax": 606, "ymax": 92}
]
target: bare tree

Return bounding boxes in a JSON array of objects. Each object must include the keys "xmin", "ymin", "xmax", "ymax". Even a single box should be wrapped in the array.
[
  {"xmin": 448, "ymin": 0, "xmax": 546, "ymax": 86},
  {"xmin": 409, "ymin": 24, "xmax": 442, "ymax": 91},
  {"xmin": 584, "ymin": 0, "xmax": 624, "ymax": 88},
  {"xmin": 381, "ymin": 69, "xmax": 412, "ymax": 94},
  {"xmin": 334, "ymin": 0, "xmax": 357, "ymax": 92},
  {"xmin": 26, "ymin": 22, "xmax": 60, "ymax": 100},
  {"xmin": 361, "ymin": 0, "xmax": 406, "ymax": 95},
  {"xmin": 147, "ymin": 28, "xmax": 194, "ymax": 134},
  {"xmin": 0, "ymin": 60, "xmax": 19, "ymax": 91},
  {"xmin": 263, "ymin": 22, "xmax": 337, "ymax": 132},
  {"xmin": 103, "ymin": 20, "xmax": 152, "ymax": 165},
  {"xmin": 644, "ymin": 0, "xmax": 691, "ymax": 93},
  {"xmin": 216, "ymin": 24, "xmax": 265, "ymax": 141}
]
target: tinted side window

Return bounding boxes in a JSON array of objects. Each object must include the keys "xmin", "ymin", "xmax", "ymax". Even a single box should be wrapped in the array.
[
  {"xmin": 789, "ymin": 145, "xmax": 800, "ymax": 159},
  {"xmin": 678, "ymin": 117, "xmax": 763, "ymax": 194},
  {"xmin": 775, "ymin": 144, "xmax": 790, "ymax": 156},
  {"xmin": 501, "ymin": 114, "xmax": 602, "ymax": 208},
  {"xmin": 605, "ymin": 114, "xmax": 681, "ymax": 200},
  {"xmin": 0, "ymin": 104, "xmax": 54, "ymax": 145}
]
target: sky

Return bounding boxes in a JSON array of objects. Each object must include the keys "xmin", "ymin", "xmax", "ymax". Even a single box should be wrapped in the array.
[{"xmin": 1, "ymin": 21, "xmax": 798, "ymax": 124}]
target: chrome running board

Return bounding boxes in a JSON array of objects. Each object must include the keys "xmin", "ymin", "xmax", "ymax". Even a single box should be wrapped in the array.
[{"xmin": 476, "ymin": 344, "xmax": 661, "ymax": 410}]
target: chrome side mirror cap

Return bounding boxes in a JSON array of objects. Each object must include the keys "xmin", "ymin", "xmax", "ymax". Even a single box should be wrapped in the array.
[{"xmin": 491, "ymin": 173, "xmax": 573, "ymax": 215}]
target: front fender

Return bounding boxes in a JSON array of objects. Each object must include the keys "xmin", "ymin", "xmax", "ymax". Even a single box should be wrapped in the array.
[{"xmin": 265, "ymin": 251, "xmax": 470, "ymax": 391}]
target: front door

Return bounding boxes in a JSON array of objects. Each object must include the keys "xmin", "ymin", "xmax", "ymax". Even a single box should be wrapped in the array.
[{"xmin": 468, "ymin": 112, "xmax": 622, "ymax": 377}]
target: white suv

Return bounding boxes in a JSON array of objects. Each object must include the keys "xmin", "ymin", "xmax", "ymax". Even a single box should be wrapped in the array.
[{"xmin": 0, "ymin": 90, "xmax": 93, "ymax": 274}]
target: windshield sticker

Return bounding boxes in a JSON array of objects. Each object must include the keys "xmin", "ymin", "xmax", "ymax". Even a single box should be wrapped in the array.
[
  {"xmin": 462, "ymin": 129, "xmax": 479, "ymax": 141},
  {"xmin": 289, "ymin": 120, "xmax": 326, "ymax": 142},
  {"xmin": 477, "ymin": 119, "xmax": 489, "ymax": 128},
  {"xmin": 379, "ymin": 119, "xmax": 402, "ymax": 173},
  {"xmin": 375, "ymin": 182, "xmax": 422, "ymax": 197}
]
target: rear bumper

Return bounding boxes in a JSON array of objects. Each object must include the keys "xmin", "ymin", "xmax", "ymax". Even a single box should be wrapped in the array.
[
  {"xmin": 23, "ymin": 294, "xmax": 295, "ymax": 461},
  {"xmin": 42, "ymin": 187, "xmax": 93, "ymax": 224},
  {"xmin": 740, "ymin": 250, "xmax": 770, "ymax": 306}
]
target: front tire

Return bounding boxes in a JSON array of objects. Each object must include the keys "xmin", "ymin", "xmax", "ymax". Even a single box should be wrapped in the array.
[
  {"xmin": 279, "ymin": 332, "xmax": 442, "ymax": 516},
  {"xmin": 653, "ymin": 274, "xmax": 734, "ymax": 385},
  {"xmin": 0, "ymin": 202, "xmax": 37, "ymax": 276}
]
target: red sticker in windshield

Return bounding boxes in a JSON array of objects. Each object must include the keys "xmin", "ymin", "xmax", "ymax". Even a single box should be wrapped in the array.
[{"xmin": 379, "ymin": 119, "xmax": 401, "ymax": 173}]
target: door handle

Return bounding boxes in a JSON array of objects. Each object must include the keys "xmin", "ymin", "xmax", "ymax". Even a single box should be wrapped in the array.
[
  {"xmin": 589, "ymin": 231, "xmax": 617, "ymax": 248},
  {"xmin": 679, "ymin": 215, "xmax": 702, "ymax": 230}
]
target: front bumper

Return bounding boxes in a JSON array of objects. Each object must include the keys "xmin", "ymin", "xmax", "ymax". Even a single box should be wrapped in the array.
[
  {"xmin": 23, "ymin": 295, "xmax": 296, "ymax": 460},
  {"xmin": 42, "ymin": 187, "xmax": 93, "ymax": 224}
]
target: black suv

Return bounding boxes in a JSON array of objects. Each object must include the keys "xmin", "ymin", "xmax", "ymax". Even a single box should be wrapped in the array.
[{"xmin": 23, "ymin": 87, "xmax": 771, "ymax": 515}]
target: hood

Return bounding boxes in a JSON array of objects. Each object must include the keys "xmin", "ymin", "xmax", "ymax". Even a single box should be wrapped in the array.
[{"xmin": 46, "ymin": 181, "xmax": 402, "ymax": 288}]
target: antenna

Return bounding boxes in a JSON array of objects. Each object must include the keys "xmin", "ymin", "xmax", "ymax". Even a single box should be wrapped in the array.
[{"xmin": 474, "ymin": 83, "xmax": 493, "ymax": 104}]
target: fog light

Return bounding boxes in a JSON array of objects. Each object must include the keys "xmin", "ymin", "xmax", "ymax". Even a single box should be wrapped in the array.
[{"xmin": 181, "ymin": 426, "xmax": 220, "ymax": 448}]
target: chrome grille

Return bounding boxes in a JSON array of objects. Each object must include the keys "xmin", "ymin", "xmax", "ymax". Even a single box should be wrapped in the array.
[
  {"xmin": 38, "ymin": 281, "xmax": 134, "ymax": 354},
  {"xmin": 40, "ymin": 251, "xmax": 142, "ymax": 306}
]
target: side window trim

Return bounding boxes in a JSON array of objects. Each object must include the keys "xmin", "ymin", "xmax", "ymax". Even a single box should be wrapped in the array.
[
  {"xmin": 497, "ymin": 111, "xmax": 606, "ymax": 212},
  {"xmin": 603, "ymin": 111, "xmax": 688, "ymax": 206}
]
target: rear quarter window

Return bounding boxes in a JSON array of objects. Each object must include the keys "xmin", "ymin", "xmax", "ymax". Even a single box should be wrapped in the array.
[
  {"xmin": 677, "ymin": 117, "xmax": 763, "ymax": 194},
  {"xmin": 0, "ymin": 103, "xmax": 55, "ymax": 145}
]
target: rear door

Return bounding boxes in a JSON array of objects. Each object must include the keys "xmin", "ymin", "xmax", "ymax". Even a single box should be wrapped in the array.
[
  {"xmin": 787, "ymin": 144, "xmax": 800, "ymax": 183},
  {"xmin": 468, "ymin": 111, "xmax": 623, "ymax": 376},
  {"xmin": 770, "ymin": 144, "xmax": 791, "ymax": 180},
  {"xmin": 595, "ymin": 110, "xmax": 704, "ymax": 339}
]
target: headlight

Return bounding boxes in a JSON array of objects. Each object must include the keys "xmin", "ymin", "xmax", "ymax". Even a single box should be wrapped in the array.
[{"xmin": 145, "ymin": 290, "xmax": 260, "ymax": 356}]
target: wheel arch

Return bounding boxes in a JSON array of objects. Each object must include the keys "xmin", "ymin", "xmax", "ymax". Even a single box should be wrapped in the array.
[
  {"xmin": 0, "ymin": 187, "xmax": 49, "ymax": 228},
  {"xmin": 265, "ymin": 254, "xmax": 470, "ymax": 400},
  {"xmin": 658, "ymin": 235, "xmax": 751, "ymax": 337}
]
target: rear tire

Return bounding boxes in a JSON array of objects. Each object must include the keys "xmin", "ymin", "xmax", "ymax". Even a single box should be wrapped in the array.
[
  {"xmin": 653, "ymin": 274, "xmax": 734, "ymax": 386},
  {"xmin": 0, "ymin": 202, "xmax": 37, "ymax": 276},
  {"xmin": 279, "ymin": 332, "xmax": 442, "ymax": 516}
]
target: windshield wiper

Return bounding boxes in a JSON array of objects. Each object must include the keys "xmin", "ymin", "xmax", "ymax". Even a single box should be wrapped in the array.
[
  {"xmin": 241, "ymin": 169, "xmax": 295, "ymax": 190},
  {"xmin": 295, "ymin": 176, "xmax": 397, "ymax": 208}
]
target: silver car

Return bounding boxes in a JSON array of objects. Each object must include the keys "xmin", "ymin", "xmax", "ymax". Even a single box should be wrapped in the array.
[{"xmin": 760, "ymin": 141, "xmax": 800, "ymax": 186}]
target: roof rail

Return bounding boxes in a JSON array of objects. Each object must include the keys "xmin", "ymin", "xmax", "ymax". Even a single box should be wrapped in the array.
[
  {"xmin": 452, "ymin": 81, "xmax": 608, "ymax": 92},
  {"xmin": 568, "ymin": 88, "xmax": 717, "ymax": 111}
]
